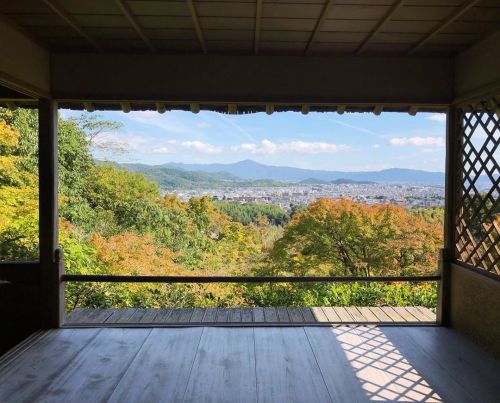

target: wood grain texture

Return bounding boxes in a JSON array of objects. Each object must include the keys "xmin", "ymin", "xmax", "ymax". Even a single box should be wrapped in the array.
[
  {"xmin": 108, "ymin": 328, "xmax": 203, "ymax": 403},
  {"xmin": 0, "ymin": 329, "xmax": 100, "ymax": 401},
  {"xmin": 1, "ymin": 327, "xmax": 500, "ymax": 402},
  {"xmin": 254, "ymin": 327, "xmax": 333, "ymax": 403},
  {"xmin": 400, "ymin": 326, "xmax": 500, "ymax": 402},
  {"xmin": 64, "ymin": 306, "xmax": 436, "ymax": 324},
  {"xmin": 287, "ymin": 307, "xmax": 304, "ymax": 322},
  {"xmin": 189, "ymin": 308, "xmax": 206, "ymax": 323},
  {"xmin": 305, "ymin": 327, "xmax": 370, "ymax": 402},
  {"xmin": 37, "ymin": 329, "xmax": 149, "ymax": 403},
  {"xmin": 183, "ymin": 328, "xmax": 256, "ymax": 403}
]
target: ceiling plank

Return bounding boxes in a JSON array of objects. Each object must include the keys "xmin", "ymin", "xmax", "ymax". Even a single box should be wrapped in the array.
[
  {"xmin": 115, "ymin": 0, "xmax": 155, "ymax": 53},
  {"xmin": 186, "ymin": 0, "xmax": 207, "ymax": 54},
  {"xmin": 355, "ymin": 0, "xmax": 406, "ymax": 55},
  {"xmin": 42, "ymin": 0, "xmax": 102, "ymax": 51},
  {"xmin": 305, "ymin": 0, "xmax": 334, "ymax": 54},
  {"xmin": 254, "ymin": 0, "xmax": 263, "ymax": 55},
  {"xmin": 407, "ymin": 0, "xmax": 480, "ymax": 55}
]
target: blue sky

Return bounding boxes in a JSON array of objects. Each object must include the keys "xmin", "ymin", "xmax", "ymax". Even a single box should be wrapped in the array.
[{"xmin": 60, "ymin": 109, "xmax": 447, "ymax": 172}]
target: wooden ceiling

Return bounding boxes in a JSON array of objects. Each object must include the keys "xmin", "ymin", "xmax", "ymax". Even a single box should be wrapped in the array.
[{"xmin": 1, "ymin": 0, "xmax": 499, "ymax": 57}]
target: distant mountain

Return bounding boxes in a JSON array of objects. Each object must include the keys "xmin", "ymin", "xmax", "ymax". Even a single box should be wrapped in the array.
[
  {"xmin": 164, "ymin": 160, "xmax": 446, "ymax": 186},
  {"xmin": 120, "ymin": 163, "xmax": 288, "ymax": 189},
  {"xmin": 299, "ymin": 178, "xmax": 375, "ymax": 185}
]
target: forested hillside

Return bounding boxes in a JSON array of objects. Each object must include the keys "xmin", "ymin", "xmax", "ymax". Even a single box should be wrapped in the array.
[
  {"xmin": 0, "ymin": 109, "xmax": 442, "ymax": 310},
  {"xmin": 121, "ymin": 163, "xmax": 288, "ymax": 189}
]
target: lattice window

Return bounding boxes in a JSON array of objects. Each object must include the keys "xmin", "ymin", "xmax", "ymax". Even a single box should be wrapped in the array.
[{"xmin": 455, "ymin": 100, "xmax": 500, "ymax": 276}]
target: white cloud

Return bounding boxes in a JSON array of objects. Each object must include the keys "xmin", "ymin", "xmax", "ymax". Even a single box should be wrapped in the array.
[
  {"xmin": 372, "ymin": 144, "xmax": 380, "ymax": 149},
  {"xmin": 426, "ymin": 114, "xmax": 446, "ymax": 123},
  {"xmin": 179, "ymin": 140, "xmax": 222, "ymax": 153},
  {"xmin": 150, "ymin": 146, "xmax": 173, "ymax": 154},
  {"xmin": 151, "ymin": 139, "xmax": 222, "ymax": 154},
  {"xmin": 390, "ymin": 136, "xmax": 445, "ymax": 147},
  {"xmin": 197, "ymin": 122, "xmax": 210, "ymax": 128},
  {"xmin": 231, "ymin": 139, "xmax": 350, "ymax": 155}
]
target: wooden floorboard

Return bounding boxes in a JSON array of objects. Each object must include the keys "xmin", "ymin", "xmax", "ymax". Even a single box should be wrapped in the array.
[
  {"xmin": 183, "ymin": 327, "xmax": 256, "ymax": 403},
  {"xmin": 1, "ymin": 326, "xmax": 499, "ymax": 403},
  {"xmin": 0, "ymin": 329, "xmax": 100, "ymax": 402},
  {"xmin": 305, "ymin": 327, "xmax": 372, "ymax": 402},
  {"xmin": 64, "ymin": 306, "xmax": 437, "ymax": 325},
  {"xmin": 37, "ymin": 328, "xmax": 150, "ymax": 403},
  {"xmin": 254, "ymin": 327, "xmax": 333, "ymax": 403},
  {"xmin": 108, "ymin": 328, "xmax": 203, "ymax": 403}
]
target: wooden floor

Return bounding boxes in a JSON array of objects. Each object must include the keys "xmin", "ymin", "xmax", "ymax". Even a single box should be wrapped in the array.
[
  {"xmin": 1, "ymin": 326, "xmax": 499, "ymax": 402},
  {"xmin": 65, "ymin": 306, "xmax": 436, "ymax": 325}
]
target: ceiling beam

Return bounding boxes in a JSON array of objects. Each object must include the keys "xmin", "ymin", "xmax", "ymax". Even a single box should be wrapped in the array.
[
  {"xmin": 407, "ymin": 0, "xmax": 480, "ymax": 55},
  {"xmin": 52, "ymin": 54, "xmax": 454, "ymax": 105},
  {"xmin": 42, "ymin": 0, "xmax": 101, "ymax": 51},
  {"xmin": 115, "ymin": 0, "xmax": 155, "ymax": 53},
  {"xmin": 0, "ymin": 14, "xmax": 49, "ymax": 51},
  {"xmin": 356, "ymin": 0, "xmax": 406, "ymax": 55},
  {"xmin": 254, "ymin": 0, "xmax": 263, "ymax": 55},
  {"xmin": 186, "ymin": 0, "xmax": 207, "ymax": 54},
  {"xmin": 305, "ymin": 0, "xmax": 334, "ymax": 54}
]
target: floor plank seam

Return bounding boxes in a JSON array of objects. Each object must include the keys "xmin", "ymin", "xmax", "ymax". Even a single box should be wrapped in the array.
[
  {"xmin": 105, "ymin": 328, "xmax": 154, "ymax": 403},
  {"xmin": 0, "ymin": 331, "xmax": 50, "ymax": 375},
  {"xmin": 302, "ymin": 327, "xmax": 335, "ymax": 403},
  {"xmin": 402, "ymin": 328, "xmax": 480, "ymax": 401},
  {"xmin": 252, "ymin": 327, "xmax": 259, "ymax": 403},
  {"xmin": 20, "ymin": 328, "xmax": 103, "ymax": 401},
  {"xmin": 181, "ymin": 326, "xmax": 205, "ymax": 403}
]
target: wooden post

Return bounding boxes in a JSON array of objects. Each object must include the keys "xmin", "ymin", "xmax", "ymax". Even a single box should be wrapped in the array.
[
  {"xmin": 38, "ymin": 99, "xmax": 64, "ymax": 328},
  {"xmin": 437, "ymin": 105, "xmax": 458, "ymax": 326}
]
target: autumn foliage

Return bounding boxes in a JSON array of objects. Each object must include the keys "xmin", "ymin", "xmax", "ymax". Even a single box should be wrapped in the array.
[{"xmin": 0, "ymin": 109, "xmax": 442, "ymax": 309}]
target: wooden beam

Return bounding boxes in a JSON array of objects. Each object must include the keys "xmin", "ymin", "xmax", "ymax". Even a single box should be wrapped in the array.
[
  {"xmin": 0, "ymin": 13, "xmax": 49, "ymax": 51},
  {"xmin": 408, "ymin": 105, "xmax": 419, "ymax": 115},
  {"xmin": 305, "ymin": 0, "xmax": 334, "ymax": 54},
  {"xmin": 438, "ymin": 106, "xmax": 458, "ymax": 326},
  {"xmin": 454, "ymin": 28, "xmax": 500, "ymax": 103},
  {"xmin": 52, "ymin": 54, "xmax": 454, "ymax": 105},
  {"xmin": 39, "ymin": 99, "xmax": 64, "ymax": 328},
  {"xmin": 120, "ymin": 102, "xmax": 131, "ymax": 113},
  {"xmin": 42, "ymin": 0, "xmax": 102, "ymax": 51},
  {"xmin": 115, "ymin": 0, "xmax": 155, "ymax": 53},
  {"xmin": 156, "ymin": 102, "xmax": 166, "ymax": 113},
  {"xmin": 5, "ymin": 101, "xmax": 18, "ymax": 110},
  {"xmin": 408, "ymin": 0, "xmax": 480, "ymax": 55},
  {"xmin": 254, "ymin": 0, "xmax": 263, "ymax": 55},
  {"xmin": 0, "ymin": 15, "xmax": 51, "ymax": 98},
  {"xmin": 83, "ymin": 102, "xmax": 95, "ymax": 112},
  {"xmin": 186, "ymin": 0, "xmax": 207, "ymax": 54},
  {"xmin": 355, "ymin": 0, "xmax": 405, "ymax": 55}
]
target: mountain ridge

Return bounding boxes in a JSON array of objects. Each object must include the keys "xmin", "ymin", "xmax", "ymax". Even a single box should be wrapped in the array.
[{"xmin": 160, "ymin": 159, "xmax": 446, "ymax": 185}]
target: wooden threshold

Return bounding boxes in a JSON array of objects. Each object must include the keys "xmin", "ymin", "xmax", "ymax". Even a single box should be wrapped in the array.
[{"xmin": 64, "ymin": 306, "xmax": 436, "ymax": 327}]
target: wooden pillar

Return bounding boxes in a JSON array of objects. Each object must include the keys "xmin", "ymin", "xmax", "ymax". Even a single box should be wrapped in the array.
[
  {"xmin": 437, "ymin": 105, "xmax": 458, "ymax": 326},
  {"xmin": 38, "ymin": 99, "xmax": 64, "ymax": 328}
]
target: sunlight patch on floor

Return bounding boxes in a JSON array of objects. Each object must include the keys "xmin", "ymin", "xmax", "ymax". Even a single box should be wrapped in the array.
[{"xmin": 334, "ymin": 326, "xmax": 442, "ymax": 402}]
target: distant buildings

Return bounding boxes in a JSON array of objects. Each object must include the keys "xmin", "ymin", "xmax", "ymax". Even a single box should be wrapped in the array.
[{"xmin": 172, "ymin": 183, "xmax": 445, "ymax": 209}]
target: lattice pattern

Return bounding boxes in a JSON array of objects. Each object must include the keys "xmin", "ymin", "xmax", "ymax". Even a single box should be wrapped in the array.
[{"xmin": 455, "ymin": 100, "xmax": 500, "ymax": 276}]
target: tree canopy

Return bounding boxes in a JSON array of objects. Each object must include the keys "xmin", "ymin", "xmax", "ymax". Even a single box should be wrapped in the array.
[{"xmin": 0, "ymin": 108, "xmax": 443, "ymax": 310}]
